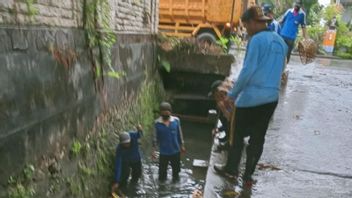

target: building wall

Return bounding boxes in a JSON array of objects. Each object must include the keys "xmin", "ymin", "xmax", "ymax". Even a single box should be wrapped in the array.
[
  {"xmin": 0, "ymin": 0, "xmax": 160, "ymax": 191},
  {"xmin": 0, "ymin": 0, "xmax": 159, "ymax": 33}
]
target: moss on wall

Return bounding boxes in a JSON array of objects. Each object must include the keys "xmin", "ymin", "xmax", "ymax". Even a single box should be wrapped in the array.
[{"xmin": 5, "ymin": 74, "xmax": 165, "ymax": 198}]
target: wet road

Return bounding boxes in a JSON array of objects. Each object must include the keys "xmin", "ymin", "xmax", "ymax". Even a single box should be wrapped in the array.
[
  {"xmin": 205, "ymin": 54, "xmax": 352, "ymax": 198},
  {"xmin": 256, "ymin": 56, "xmax": 352, "ymax": 197}
]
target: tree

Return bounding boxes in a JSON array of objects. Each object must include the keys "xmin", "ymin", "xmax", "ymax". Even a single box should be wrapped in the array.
[
  {"xmin": 307, "ymin": 3, "xmax": 324, "ymax": 25},
  {"xmin": 303, "ymin": 0, "xmax": 319, "ymax": 24}
]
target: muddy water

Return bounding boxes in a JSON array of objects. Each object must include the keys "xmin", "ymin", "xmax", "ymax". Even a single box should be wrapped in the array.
[{"xmin": 122, "ymin": 121, "xmax": 213, "ymax": 197}]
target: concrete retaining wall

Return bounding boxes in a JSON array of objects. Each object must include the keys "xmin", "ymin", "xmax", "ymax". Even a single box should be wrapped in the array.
[{"xmin": 0, "ymin": 0, "xmax": 160, "ymax": 192}]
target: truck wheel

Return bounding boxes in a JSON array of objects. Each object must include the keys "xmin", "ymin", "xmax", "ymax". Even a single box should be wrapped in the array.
[{"xmin": 197, "ymin": 32, "xmax": 217, "ymax": 44}]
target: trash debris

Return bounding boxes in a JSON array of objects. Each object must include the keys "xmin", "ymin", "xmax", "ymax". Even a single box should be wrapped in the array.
[
  {"xmin": 223, "ymin": 189, "xmax": 240, "ymax": 197},
  {"xmin": 193, "ymin": 159, "xmax": 209, "ymax": 168},
  {"xmin": 192, "ymin": 189, "xmax": 203, "ymax": 198},
  {"xmin": 257, "ymin": 163, "xmax": 281, "ymax": 171}
]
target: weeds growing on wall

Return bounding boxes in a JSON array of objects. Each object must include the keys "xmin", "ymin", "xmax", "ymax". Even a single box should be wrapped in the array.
[
  {"xmin": 83, "ymin": 0, "xmax": 124, "ymax": 88},
  {"xmin": 7, "ymin": 165, "xmax": 36, "ymax": 198},
  {"xmin": 63, "ymin": 78, "xmax": 164, "ymax": 197},
  {"xmin": 25, "ymin": 0, "xmax": 38, "ymax": 18}
]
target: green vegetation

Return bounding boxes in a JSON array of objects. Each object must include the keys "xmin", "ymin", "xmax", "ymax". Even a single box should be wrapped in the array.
[
  {"xmin": 294, "ymin": 3, "xmax": 352, "ymax": 58},
  {"xmin": 335, "ymin": 22, "xmax": 352, "ymax": 58},
  {"xmin": 7, "ymin": 165, "xmax": 36, "ymax": 198},
  {"xmin": 64, "ymin": 78, "xmax": 164, "ymax": 197},
  {"xmin": 216, "ymin": 37, "xmax": 229, "ymax": 52},
  {"xmin": 230, "ymin": 35, "xmax": 243, "ymax": 50},
  {"xmin": 83, "ymin": 0, "xmax": 123, "ymax": 82},
  {"xmin": 25, "ymin": 0, "xmax": 38, "ymax": 18},
  {"xmin": 320, "ymin": 4, "xmax": 352, "ymax": 58},
  {"xmin": 8, "ymin": 183, "xmax": 36, "ymax": 198},
  {"xmin": 70, "ymin": 139, "xmax": 82, "ymax": 157},
  {"xmin": 158, "ymin": 55, "xmax": 171, "ymax": 72}
]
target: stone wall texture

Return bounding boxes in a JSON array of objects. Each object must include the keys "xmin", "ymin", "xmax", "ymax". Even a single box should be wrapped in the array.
[
  {"xmin": 0, "ymin": 0, "xmax": 160, "ymax": 193},
  {"xmin": 0, "ymin": 0, "xmax": 159, "ymax": 33}
]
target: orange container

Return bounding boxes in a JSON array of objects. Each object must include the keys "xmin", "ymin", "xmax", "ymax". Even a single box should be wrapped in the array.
[{"xmin": 322, "ymin": 30, "xmax": 337, "ymax": 53}]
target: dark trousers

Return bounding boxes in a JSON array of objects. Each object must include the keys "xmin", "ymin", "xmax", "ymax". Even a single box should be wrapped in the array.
[
  {"xmin": 120, "ymin": 161, "xmax": 142, "ymax": 186},
  {"xmin": 159, "ymin": 153, "xmax": 181, "ymax": 181},
  {"xmin": 284, "ymin": 38, "xmax": 295, "ymax": 63},
  {"xmin": 225, "ymin": 101, "xmax": 278, "ymax": 179}
]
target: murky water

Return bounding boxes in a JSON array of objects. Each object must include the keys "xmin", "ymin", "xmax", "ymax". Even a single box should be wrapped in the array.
[{"xmin": 122, "ymin": 121, "xmax": 213, "ymax": 197}]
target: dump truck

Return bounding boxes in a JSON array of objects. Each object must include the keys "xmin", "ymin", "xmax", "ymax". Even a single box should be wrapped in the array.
[{"xmin": 159, "ymin": 0, "xmax": 256, "ymax": 42}]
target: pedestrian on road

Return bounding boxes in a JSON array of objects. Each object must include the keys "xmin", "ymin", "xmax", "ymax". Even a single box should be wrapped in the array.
[
  {"xmin": 279, "ymin": 0, "xmax": 308, "ymax": 63},
  {"xmin": 262, "ymin": 4, "xmax": 280, "ymax": 34},
  {"xmin": 214, "ymin": 6, "xmax": 287, "ymax": 187},
  {"xmin": 153, "ymin": 102, "xmax": 186, "ymax": 182},
  {"xmin": 111, "ymin": 125, "xmax": 143, "ymax": 196}
]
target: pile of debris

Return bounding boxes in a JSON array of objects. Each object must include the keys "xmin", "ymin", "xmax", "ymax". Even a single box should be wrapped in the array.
[{"xmin": 158, "ymin": 36, "xmax": 225, "ymax": 55}]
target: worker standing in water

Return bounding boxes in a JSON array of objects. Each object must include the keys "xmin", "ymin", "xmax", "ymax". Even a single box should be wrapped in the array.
[
  {"xmin": 153, "ymin": 102, "xmax": 186, "ymax": 182},
  {"xmin": 111, "ymin": 125, "xmax": 143, "ymax": 197}
]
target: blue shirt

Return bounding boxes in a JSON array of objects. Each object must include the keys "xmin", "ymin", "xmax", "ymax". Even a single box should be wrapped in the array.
[
  {"xmin": 114, "ymin": 131, "xmax": 142, "ymax": 183},
  {"xmin": 154, "ymin": 116, "xmax": 184, "ymax": 156},
  {"xmin": 280, "ymin": 8, "xmax": 306, "ymax": 40},
  {"xmin": 228, "ymin": 30, "xmax": 288, "ymax": 107},
  {"xmin": 269, "ymin": 19, "xmax": 281, "ymax": 34}
]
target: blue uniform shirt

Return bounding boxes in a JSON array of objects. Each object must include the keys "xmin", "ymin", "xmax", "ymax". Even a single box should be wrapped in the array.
[
  {"xmin": 154, "ymin": 116, "xmax": 184, "ymax": 156},
  {"xmin": 269, "ymin": 19, "xmax": 281, "ymax": 34},
  {"xmin": 228, "ymin": 30, "xmax": 288, "ymax": 107},
  {"xmin": 280, "ymin": 8, "xmax": 306, "ymax": 41},
  {"xmin": 114, "ymin": 131, "xmax": 142, "ymax": 183}
]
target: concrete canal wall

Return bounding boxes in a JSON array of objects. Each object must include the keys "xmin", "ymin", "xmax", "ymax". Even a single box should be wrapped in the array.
[{"xmin": 0, "ymin": 0, "xmax": 161, "ymax": 197}]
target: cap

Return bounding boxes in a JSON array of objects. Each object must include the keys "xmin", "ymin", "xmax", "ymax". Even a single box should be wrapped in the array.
[
  {"xmin": 208, "ymin": 80, "xmax": 223, "ymax": 97},
  {"xmin": 262, "ymin": 4, "xmax": 273, "ymax": 14},
  {"xmin": 295, "ymin": 0, "xmax": 302, "ymax": 7},
  {"xmin": 119, "ymin": 132, "xmax": 131, "ymax": 144},
  {"xmin": 159, "ymin": 102, "xmax": 172, "ymax": 112},
  {"xmin": 241, "ymin": 6, "xmax": 272, "ymax": 22}
]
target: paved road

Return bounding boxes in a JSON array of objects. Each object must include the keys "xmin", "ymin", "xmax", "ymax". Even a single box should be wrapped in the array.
[{"xmin": 204, "ymin": 55, "xmax": 352, "ymax": 198}]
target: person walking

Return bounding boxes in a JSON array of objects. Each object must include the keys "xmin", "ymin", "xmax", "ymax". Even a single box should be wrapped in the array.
[
  {"xmin": 153, "ymin": 102, "xmax": 186, "ymax": 182},
  {"xmin": 280, "ymin": 0, "xmax": 308, "ymax": 63},
  {"xmin": 214, "ymin": 6, "xmax": 287, "ymax": 187},
  {"xmin": 262, "ymin": 4, "xmax": 280, "ymax": 34},
  {"xmin": 111, "ymin": 125, "xmax": 143, "ymax": 196}
]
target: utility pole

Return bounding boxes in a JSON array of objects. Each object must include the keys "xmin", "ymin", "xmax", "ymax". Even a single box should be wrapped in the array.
[{"xmin": 230, "ymin": 0, "xmax": 236, "ymax": 35}]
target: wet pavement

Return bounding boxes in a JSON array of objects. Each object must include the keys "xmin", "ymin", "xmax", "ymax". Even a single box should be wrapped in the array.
[{"xmin": 203, "ymin": 53, "xmax": 352, "ymax": 197}]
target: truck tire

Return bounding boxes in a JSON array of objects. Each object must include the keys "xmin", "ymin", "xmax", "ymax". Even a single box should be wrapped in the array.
[{"xmin": 197, "ymin": 32, "xmax": 217, "ymax": 44}]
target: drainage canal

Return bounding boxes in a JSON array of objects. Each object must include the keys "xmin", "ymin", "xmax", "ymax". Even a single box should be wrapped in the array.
[{"xmin": 121, "ymin": 45, "xmax": 234, "ymax": 197}]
